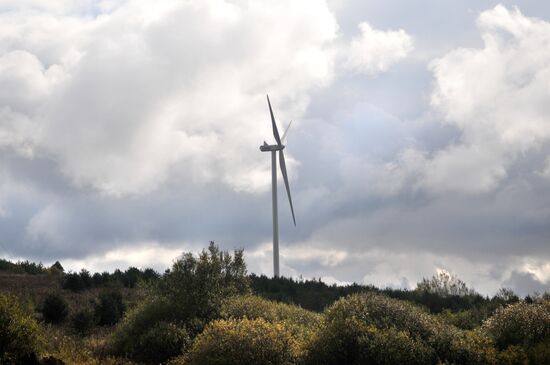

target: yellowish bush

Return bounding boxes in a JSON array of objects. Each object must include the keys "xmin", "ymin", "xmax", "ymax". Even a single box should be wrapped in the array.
[
  {"xmin": 483, "ymin": 301, "xmax": 550, "ymax": 349},
  {"xmin": 184, "ymin": 318, "xmax": 301, "ymax": 365}
]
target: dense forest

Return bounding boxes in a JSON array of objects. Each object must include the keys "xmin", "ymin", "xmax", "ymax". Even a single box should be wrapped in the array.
[{"xmin": 1, "ymin": 242, "xmax": 549, "ymax": 364}]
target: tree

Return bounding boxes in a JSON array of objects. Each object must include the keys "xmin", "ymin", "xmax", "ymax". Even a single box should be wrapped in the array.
[
  {"xmin": 109, "ymin": 242, "xmax": 251, "ymax": 361},
  {"xmin": 416, "ymin": 271, "xmax": 476, "ymax": 297},
  {"xmin": 95, "ymin": 290, "xmax": 125, "ymax": 325},
  {"xmin": 156, "ymin": 241, "xmax": 250, "ymax": 327},
  {"xmin": 41, "ymin": 293, "xmax": 69, "ymax": 324}
]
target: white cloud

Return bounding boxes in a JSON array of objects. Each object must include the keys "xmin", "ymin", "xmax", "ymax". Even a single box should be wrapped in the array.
[
  {"xmin": 0, "ymin": 0, "xmax": 339, "ymax": 196},
  {"xmin": 346, "ymin": 22, "xmax": 413, "ymax": 75},
  {"xmin": 61, "ymin": 241, "xmax": 187, "ymax": 273},
  {"xmin": 420, "ymin": 5, "xmax": 550, "ymax": 193}
]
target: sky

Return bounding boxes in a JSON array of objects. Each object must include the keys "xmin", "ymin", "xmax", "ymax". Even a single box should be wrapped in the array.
[{"xmin": 0, "ymin": 0, "xmax": 550, "ymax": 296}]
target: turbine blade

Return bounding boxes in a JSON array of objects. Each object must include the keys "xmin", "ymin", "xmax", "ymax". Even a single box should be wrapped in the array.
[
  {"xmin": 267, "ymin": 95, "xmax": 281, "ymax": 145},
  {"xmin": 279, "ymin": 150, "xmax": 296, "ymax": 226},
  {"xmin": 281, "ymin": 120, "xmax": 292, "ymax": 142}
]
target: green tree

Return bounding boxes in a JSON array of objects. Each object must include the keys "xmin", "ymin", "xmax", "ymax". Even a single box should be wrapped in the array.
[
  {"xmin": 156, "ymin": 241, "xmax": 250, "ymax": 329},
  {"xmin": 0, "ymin": 293, "xmax": 44, "ymax": 363},
  {"xmin": 41, "ymin": 293, "xmax": 69, "ymax": 324},
  {"xmin": 109, "ymin": 242, "xmax": 250, "ymax": 362}
]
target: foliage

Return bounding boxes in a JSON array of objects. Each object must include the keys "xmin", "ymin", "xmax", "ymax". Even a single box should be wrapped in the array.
[
  {"xmin": 482, "ymin": 300, "xmax": 550, "ymax": 349},
  {"xmin": 109, "ymin": 242, "xmax": 250, "ymax": 362},
  {"xmin": 62, "ymin": 271, "xmax": 86, "ymax": 292},
  {"xmin": 221, "ymin": 294, "xmax": 321, "ymax": 328},
  {"xmin": 95, "ymin": 290, "xmax": 125, "ymax": 326},
  {"xmin": 61, "ymin": 266, "xmax": 160, "ymax": 292},
  {"xmin": 356, "ymin": 325, "xmax": 436, "ymax": 365},
  {"xmin": 0, "ymin": 258, "xmax": 47, "ymax": 274},
  {"xmin": 184, "ymin": 318, "xmax": 301, "ymax": 365},
  {"xmin": 447, "ymin": 329, "xmax": 498, "ymax": 365},
  {"xmin": 302, "ymin": 292, "xmax": 493, "ymax": 365},
  {"xmin": 250, "ymin": 273, "xmax": 490, "ymax": 314},
  {"xmin": 122, "ymin": 267, "xmax": 141, "ymax": 288},
  {"xmin": 525, "ymin": 338, "xmax": 550, "ymax": 365},
  {"xmin": 42, "ymin": 293, "xmax": 69, "ymax": 324},
  {"xmin": 137, "ymin": 322, "xmax": 190, "ymax": 364},
  {"xmin": 71, "ymin": 309, "xmax": 95, "ymax": 336},
  {"xmin": 303, "ymin": 293, "xmax": 437, "ymax": 364},
  {"xmin": 109, "ymin": 297, "xmax": 176, "ymax": 360},
  {"xmin": 156, "ymin": 241, "xmax": 250, "ymax": 330},
  {"xmin": 416, "ymin": 271, "xmax": 477, "ymax": 297},
  {"xmin": 0, "ymin": 293, "xmax": 44, "ymax": 363},
  {"xmin": 438, "ymin": 308, "xmax": 494, "ymax": 330}
]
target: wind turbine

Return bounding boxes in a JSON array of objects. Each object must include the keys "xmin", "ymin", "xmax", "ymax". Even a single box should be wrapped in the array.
[{"xmin": 260, "ymin": 95, "xmax": 296, "ymax": 278}]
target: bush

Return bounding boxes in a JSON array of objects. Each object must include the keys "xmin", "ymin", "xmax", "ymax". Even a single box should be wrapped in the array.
[
  {"xmin": 0, "ymin": 293, "xmax": 44, "ymax": 363},
  {"xmin": 71, "ymin": 309, "xmax": 95, "ymax": 336},
  {"xmin": 41, "ymin": 293, "xmax": 69, "ymax": 324},
  {"xmin": 221, "ymin": 294, "xmax": 321, "ymax": 328},
  {"xmin": 184, "ymin": 318, "xmax": 301, "ymax": 365},
  {"xmin": 482, "ymin": 301, "xmax": 550, "ymax": 349},
  {"xmin": 109, "ymin": 297, "xmax": 176, "ymax": 360},
  {"xmin": 447, "ymin": 329, "xmax": 498, "ymax": 365},
  {"xmin": 95, "ymin": 290, "xmax": 125, "ymax": 326},
  {"xmin": 137, "ymin": 322, "xmax": 190, "ymax": 364},
  {"xmin": 356, "ymin": 326, "xmax": 435, "ymax": 365},
  {"xmin": 303, "ymin": 292, "xmax": 464, "ymax": 365}
]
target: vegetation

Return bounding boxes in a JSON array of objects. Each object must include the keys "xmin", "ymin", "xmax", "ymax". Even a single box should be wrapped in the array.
[
  {"xmin": 1, "ymin": 243, "xmax": 549, "ymax": 364},
  {"xmin": 0, "ymin": 293, "xmax": 44, "ymax": 363},
  {"xmin": 183, "ymin": 318, "xmax": 301, "ymax": 365},
  {"xmin": 71, "ymin": 309, "xmax": 95, "ymax": 336},
  {"xmin": 41, "ymin": 292, "xmax": 69, "ymax": 324},
  {"xmin": 95, "ymin": 290, "xmax": 125, "ymax": 325}
]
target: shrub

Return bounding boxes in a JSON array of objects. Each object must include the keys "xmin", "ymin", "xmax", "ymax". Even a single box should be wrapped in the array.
[
  {"xmin": 482, "ymin": 301, "xmax": 550, "ymax": 349},
  {"xmin": 95, "ymin": 290, "xmax": 125, "ymax": 325},
  {"xmin": 303, "ymin": 293, "xmax": 462, "ymax": 365},
  {"xmin": 109, "ymin": 297, "xmax": 176, "ymax": 359},
  {"xmin": 184, "ymin": 318, "xmax": 300, "ymax": 365},
  {"xmin": 137, "ymin": 322, "xmax": 190, "ymax": 364},
  {"xmin": 447, "ymin": 329, "xmax": 498, "ymax": 365},
  {"xmin": 221, "ymin": 294, "xmax": 321, "ymax": 328},
  {"xmin": 356, "ymin": 326, "xmax": 435, "ymax": 365},
  {"xmin": 41, "ymin": 293, "xmax": 69, "ymax": 324},
  {"xmin": 71, "ymin": 309, "xmax": 95, "ymax": 336},
  {"xmin": 526, "ymin": 338, "xmax": 550, "ymax": 365},
  {"xmin": 0, "ymin": 293, "xmax": 44, "ymax": 363},
  {"xmin": 497, "ymin": 345, "xmax": 529, "ymax": 365}
]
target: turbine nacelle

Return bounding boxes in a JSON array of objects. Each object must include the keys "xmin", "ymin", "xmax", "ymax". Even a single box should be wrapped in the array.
[{"xmin": 260, "ymin": 143, "xmax": 285, "ymax": 152}]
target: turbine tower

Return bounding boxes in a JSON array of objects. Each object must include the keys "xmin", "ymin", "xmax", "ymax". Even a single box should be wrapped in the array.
[{"xmin": 260, "ymin": 95, "xmax": 296, "ymax": 278}]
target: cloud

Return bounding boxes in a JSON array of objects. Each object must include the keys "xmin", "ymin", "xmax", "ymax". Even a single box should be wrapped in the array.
[
  {"xmin": 0, "ymin": 1, "xmax": 549, "ymax": 296},
  {"xmin": 0, "ymin": 0, "xmax": 339, "ymax": 196},
  {"xmin": 503, "ymin": 270, "xmax": 550, "ymax": 297},
  {"xmin": 419, "ymin": 5, "xmax": 550, "ymax": 194},
  {"xmin": 346, "ymin": 22, "xmax": 413, "ymax": 75}
]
